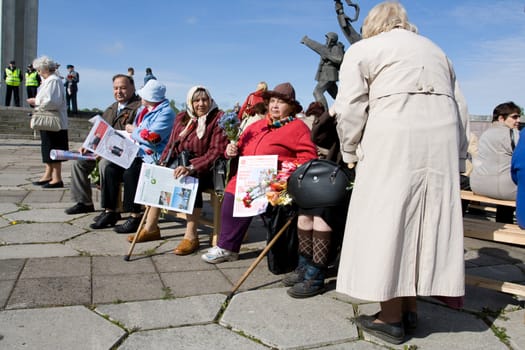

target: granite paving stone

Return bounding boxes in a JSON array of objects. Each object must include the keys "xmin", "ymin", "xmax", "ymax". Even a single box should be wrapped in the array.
[
  {"xmin": 0, "ymin": 190, "xmax": 28, "ymax": 203},
  {"xmin": 0, "ymin": 222, "xmax": 85, "ymax": 244},
  {"xmin": 0, "ymin": 258, "xmax": 25, "ymax": 279},
  {"xmin": 20, "ymin": 256, "xmax": 90, "ymax": 278},
  {"xmin": 0, "ymin": 203, "xmax": 19, "ymax": 214},
  {"xmin": 161, "ymin": 270, "xmax": 233, "ymax": 297},
  {"xmin": 92, "ymin": 256, "xmax": 157, "ymax": 275},
  {"xmin": 93, "ymin": 273, "xmax": 165, "ymax": 304},
  {"xmin": 0, "ymin": 305, "xmax": 125, "ymax": 349},
  {"xmin": 7, "ymin": 275, "xmax": 92, "ymax": 309},
  {"xmin": 494, "ymin": 308, "xmax": 525, "ymax": 350},
  {"xmin": 120, "ymin": 324, "xmax": 267, "ymax": 350},
  {"xmin": 0, "ymin": 243, "xmax": 79, "ymax": 259},
  {"xmin": 151, "ymin": 252, "xmax": 216, "ymax": 273},
  {"xmin": 95, "ymin": 294, "xmax": 226, "ymax": 330},
  {"xmin": 220, "ymin": 264, "xmax": 284, "ymax": 291},
  {"xmin": 220, "ymin": 288, "xmax": 358, "ymax": 349},
  {"xmin": 0, "ymin": 280, "xmax": 16, "ymax": 307}
]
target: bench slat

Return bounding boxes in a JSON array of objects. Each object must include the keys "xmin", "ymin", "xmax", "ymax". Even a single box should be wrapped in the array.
[
  {"xmin": 461, "ymin": 190, "xmax": 516, "ymax": 207},
  {"xmin": 463, "ymin": 217, "xmax": 525, "ymax": 245},
  {"xmin": 466, "ymin": 275, "xmax": 525, "ymax": 297}
]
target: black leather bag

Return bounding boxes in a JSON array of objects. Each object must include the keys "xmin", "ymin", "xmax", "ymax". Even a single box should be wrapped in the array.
[
  {"xmin": 265, "ymin": 204, "xmax": 298, "ymax": 275},
  {"xmin": 211, "ymin": 157, "xmax": 228, "ymax": 197},
  {"xmin": 287, "ymin": 159, "xmax": 354, "ymax": 208},
  {"xmin": 166, "ymin": 149, "xmax": 194, "ymax": 169}
]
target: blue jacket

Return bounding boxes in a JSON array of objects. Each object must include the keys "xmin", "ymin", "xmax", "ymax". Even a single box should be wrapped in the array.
[
  {"xmin": 511, "ymin": 128, "xmax": 525, "ymax": 228},
  {"xmin": 131, "ymin": 99, "xmax": 175, "ymax": 164}
]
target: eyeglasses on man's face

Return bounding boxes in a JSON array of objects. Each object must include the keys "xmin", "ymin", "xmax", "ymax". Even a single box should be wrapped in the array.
[{"xmin": 508, "ymin": 114, "xmax": 521, "ymax": 120}]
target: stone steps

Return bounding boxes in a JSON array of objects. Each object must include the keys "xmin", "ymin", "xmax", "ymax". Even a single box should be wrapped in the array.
[{"xmin": 0, "ymin": 106, "xmax": 95, "ymax": 143}]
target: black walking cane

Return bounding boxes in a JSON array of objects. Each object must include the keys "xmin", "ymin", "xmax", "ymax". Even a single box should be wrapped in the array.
[
  {"xmin": 230, "ymin": 212, "xmax": 297, "ymax": 295},
  {"xmin": 124, "ymin": 205, "xmax": 150, "ymax": 261}
]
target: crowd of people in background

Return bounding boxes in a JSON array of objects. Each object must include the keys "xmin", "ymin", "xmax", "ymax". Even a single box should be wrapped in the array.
[{"xmin": 7, "ymin": 1, "xmax": 525, "ymax": 346}]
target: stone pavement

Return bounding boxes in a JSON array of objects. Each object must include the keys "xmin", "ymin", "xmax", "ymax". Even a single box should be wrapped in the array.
[{"xmin": 0, "ymin": 138, "xmax": 524, "ymax": 350}]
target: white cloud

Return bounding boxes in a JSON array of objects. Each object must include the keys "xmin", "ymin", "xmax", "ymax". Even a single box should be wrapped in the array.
[{"xmin": 101, "ymin": 41, "xmax": 125, "ymax": 55}]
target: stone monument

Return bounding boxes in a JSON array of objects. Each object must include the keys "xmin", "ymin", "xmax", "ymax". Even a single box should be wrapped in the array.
[
  {"xmin": 0, "ymin": 0, "xmax": 38, "ymax": 107},
  {"xmin": 302, "ymin": 0, "xmax": 361, "ymax": 109}
]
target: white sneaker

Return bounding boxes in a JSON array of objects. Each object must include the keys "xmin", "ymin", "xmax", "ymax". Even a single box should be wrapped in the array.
[{"xmin": 201, "ymin": 246, "xmax": 239, "ymax": 264}]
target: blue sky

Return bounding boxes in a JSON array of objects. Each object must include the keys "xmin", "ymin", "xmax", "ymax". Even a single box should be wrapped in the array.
[{"xmin": 38, "ymin": 0, "xmax": 524, "ymax": 115}]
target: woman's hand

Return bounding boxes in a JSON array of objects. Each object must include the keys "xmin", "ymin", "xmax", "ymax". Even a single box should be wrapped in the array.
[
  {"xmin": 27, "ymin": 98, "xmax": 36, "ymax": 106},
  {"xmin": 125, "ymin": 124, "xmax": 135, "ymax": 133},
  {"xmin": 173, "ymin": 165, "xmax": 192, "ymax": 179},
  {"xmin": 226, "ymin": 142, "xmax": 238, "ymax": 158}
]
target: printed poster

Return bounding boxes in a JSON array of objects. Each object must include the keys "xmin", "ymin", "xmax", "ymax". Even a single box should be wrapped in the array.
[
  {"xmin": 134, "ymin": 163, "xmax": 199, "ymax": 214},
  {"xmin": 233, "ymin": 155, "xmax": 278, "ymax": 217},
  {"xmin": 82, "ymin": 115, "xmax": 139, "ymax": 169}
]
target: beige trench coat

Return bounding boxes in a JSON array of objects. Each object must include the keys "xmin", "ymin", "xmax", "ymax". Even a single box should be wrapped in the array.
[{"xmin": 331, "ymin": 29, "xmax": 467, "ymax": 301}]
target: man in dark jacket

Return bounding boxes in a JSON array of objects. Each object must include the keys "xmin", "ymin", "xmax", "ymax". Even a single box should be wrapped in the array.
[{"xmin": 65, "ymin": 74, "xmax": 141, "ymax": 215}]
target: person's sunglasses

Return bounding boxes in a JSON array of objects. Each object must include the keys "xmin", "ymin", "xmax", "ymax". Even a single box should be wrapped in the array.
[{"xmin": 508, "ymin": 114, "xmax": 521, "ymax": 120}]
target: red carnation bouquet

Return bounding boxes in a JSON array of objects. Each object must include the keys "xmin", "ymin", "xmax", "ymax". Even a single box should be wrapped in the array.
[{"xmin": 140, "ymin": 129, "xmax": 162, "ymax": 163}]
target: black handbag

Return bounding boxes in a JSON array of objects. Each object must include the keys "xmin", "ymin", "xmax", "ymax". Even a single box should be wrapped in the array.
[
  {"xmin": 265, "ymin": 204, "xmax": 298, "ymax": 275},
  {"xmin": 287, "ymin": 159, "xmax": 354, "ymax": 208},
  {"xmin": 211, "ymin": 157, "xmax": 228, "ymax": 197},
  {"xmin": 166, "ymin": 149, "xmax": 194, "ymax": 169}
]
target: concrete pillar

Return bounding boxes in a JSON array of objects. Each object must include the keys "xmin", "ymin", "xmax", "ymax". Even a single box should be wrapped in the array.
[{"xmin": 0, "ymin": 0, "xmax": 38, "ymax": 107}]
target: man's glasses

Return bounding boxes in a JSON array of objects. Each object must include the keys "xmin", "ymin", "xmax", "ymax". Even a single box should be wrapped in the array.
[{"xmin": 508, "ymin": 114, "xmax": 521, "ymax": 120}]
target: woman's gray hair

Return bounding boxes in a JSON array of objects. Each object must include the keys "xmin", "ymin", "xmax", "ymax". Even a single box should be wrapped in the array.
[
  {"xmin": 32, "ymin": 55, "xmax": 58, "ymax": 73},
  {"xmin": 361, "ymin": 1, "xmax": 416, "ymax": 39}
]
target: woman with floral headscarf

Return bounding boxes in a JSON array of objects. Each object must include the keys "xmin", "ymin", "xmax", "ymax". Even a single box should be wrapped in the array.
[{"xmin": 127, "ymin": 86, "xmax": 228, "ymax": 255}]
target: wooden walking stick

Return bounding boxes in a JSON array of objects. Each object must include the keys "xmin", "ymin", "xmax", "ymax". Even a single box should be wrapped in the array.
[
  {"xmin": 230, "ymin": 212, "xmax": 297, "ymax": 295},
  {"xmin": 124, "ymin": 205, "xmax": 150, "ymax": 261}
]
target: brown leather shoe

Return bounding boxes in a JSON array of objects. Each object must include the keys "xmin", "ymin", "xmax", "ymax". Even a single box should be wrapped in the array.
[
  {"xmin": 127, "ymin": 226, "xmax": 161, "ymax": 243},
  {"xmin": 174, "ymin": 238, "xmax": 199, "ymax": 255}
]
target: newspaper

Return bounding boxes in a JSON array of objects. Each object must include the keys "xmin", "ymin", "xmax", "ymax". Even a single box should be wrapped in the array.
[
  {"xmin": 134, "ymin": 163, "xmax": 199, "ymax": 214},
  {"xmin": 233, "ymin": 155, "xmax": 278, "ymax": 217},
  {"xmin": 82, "ymin": 115, "xmax": 139, "ymax": 169},
  {"xmin": 49, "ymin": 149, "xmax": 96, "ymax": 161}
]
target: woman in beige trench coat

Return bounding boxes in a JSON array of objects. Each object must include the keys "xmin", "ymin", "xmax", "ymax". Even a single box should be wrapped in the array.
[{"xmin": 330, "ymin": 2, "xmax": 468, "ymax": 345}]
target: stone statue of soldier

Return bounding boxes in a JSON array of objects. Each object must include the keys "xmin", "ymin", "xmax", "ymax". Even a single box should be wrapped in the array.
[{"xmin": 301, "ymin": 32, "xmax": 345, "ymax": 110}]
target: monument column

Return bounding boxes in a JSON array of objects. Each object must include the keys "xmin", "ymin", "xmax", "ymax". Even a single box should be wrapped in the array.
[{"xmin": 0, "ymin": 0, "xmax": 38, "ymax": 107}]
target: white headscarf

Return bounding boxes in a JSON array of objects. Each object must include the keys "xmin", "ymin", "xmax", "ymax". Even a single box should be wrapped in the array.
[{"xmin": 182, "ymin": 85, "xmax": 218, "ymax": 139}]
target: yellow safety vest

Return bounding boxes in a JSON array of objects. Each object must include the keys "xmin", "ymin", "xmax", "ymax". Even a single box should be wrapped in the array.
[
  {"xmin": 5, "ymin": 67, "xmax": 21, "ymax": 86},
  {"xmin": 25, "ymin": 71, "xmax": 39, "ymax": 86}
]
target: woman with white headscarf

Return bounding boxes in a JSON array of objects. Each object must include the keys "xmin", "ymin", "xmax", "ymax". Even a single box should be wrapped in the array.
[{"xmin": 127, "ymin": 86, "xmax": 228, "ymax": 256}]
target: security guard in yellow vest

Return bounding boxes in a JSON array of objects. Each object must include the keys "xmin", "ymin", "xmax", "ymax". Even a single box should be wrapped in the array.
[
  {"xmin": 25, "ymin": 64, "xmax": 41, "ymax": 107},
  {"xmin": 4, "ymin": 60, "xmax": 23, "ymax": 106}
]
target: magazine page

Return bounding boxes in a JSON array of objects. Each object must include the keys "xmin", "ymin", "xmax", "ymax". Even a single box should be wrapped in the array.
[
  {"xmin": 134, "ymin": 163, "xmax": 199, "ymax": 214},
  {"xmin": 82, "ymin": 115, "xmax": 139, "ymax": 169},
  {"xmin": 233, "ymin": 155, "xmax": 278, "ymax": 217}
]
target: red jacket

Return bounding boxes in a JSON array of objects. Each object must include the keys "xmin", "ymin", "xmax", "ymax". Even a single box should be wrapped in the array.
[
  {"xmin": 225, "ymin": 116, "xmax": 317, "ymax": 194},
  {"xmin": 238, "ymin": 90, "xmax": 265, "ymax": 120}
]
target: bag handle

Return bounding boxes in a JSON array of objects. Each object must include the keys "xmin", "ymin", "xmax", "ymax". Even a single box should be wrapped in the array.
[{"xmin": 296, "ymin": 159, "xmax": 343, "ymax": 187}]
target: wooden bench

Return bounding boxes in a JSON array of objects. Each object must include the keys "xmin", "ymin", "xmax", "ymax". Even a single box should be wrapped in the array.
[{"xmin": 460, "ymin": 190, "xmax": 525, "ymax": 299}]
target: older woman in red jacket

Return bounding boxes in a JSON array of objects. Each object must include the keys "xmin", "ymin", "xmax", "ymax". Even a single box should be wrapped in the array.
[{"xmin": 201, "ymin": 82, "xmax": 317, "ymax": 262}]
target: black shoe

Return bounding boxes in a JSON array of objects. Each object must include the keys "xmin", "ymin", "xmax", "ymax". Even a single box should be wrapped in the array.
[
  {"xmin": 114, "ymin": 216, "xmax": 142, "ymax": 234},
  {"xmin": 65, "ymin": 203, "xmax": 95, "ymax": 215},
  {"xmin": 93, "ymin": 212, "xmax": 121, "ymax": 222},
  {"xmin": 32, "ymin": 179, "xmax": 51, "ymax": 186},
  {"xmin": 90, "ymin": 211, "xmax": 120, "ymax": 229},
  {"xmin": 403, "ymin": 311, "xmax": 418, "ymax": 333},
  {"xmin": 42, "ymin": 181, "xmax": 64, "ymax": 189},
  {"xmin": 287, "ymin": 280, "xmax": 325, "ymax": 298},
  {"xmin": 355, "ymin": 313, "xmax": 405, "ymax": 345}
]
